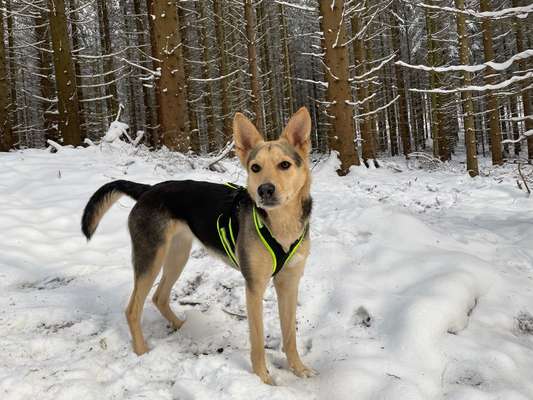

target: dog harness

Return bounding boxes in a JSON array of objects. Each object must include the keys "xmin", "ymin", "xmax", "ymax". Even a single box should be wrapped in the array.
[{"xmin": 216, "ymin": 183, "xmax": 308, "ymax": 277}]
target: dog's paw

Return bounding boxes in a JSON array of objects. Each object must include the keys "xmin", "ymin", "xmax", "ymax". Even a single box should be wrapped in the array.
[
  {"xmin": 290, "ymin": 363, "xmax": 317, "ymax": 378},
  {"xmin": 255, "ymin": 369, "xmax": 275, "ymax": 385}
]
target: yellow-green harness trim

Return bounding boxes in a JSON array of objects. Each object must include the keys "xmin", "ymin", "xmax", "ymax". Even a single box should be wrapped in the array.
[{"xmin": 216, "ymin": 183, "xmax": 308, "ymax": 277}]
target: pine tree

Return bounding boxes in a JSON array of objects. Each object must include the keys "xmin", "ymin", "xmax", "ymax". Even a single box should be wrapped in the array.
[
  {"xmin": 147, "ymin": 0, "xmax": 189, "ymax": 151},
  {"xmin": 48, "ymin": 0, "xmax": 82, "ymax": 146},
  {"xmin": 455, "ymin": 0, "xmax": 479, "ymax": 177},
  {"xmin": 0, "ymin": 0, "xmax": 13, "ymax": 151},
  {"xmin": 319, "ymin": 0, "xmax": 360, "ymax": 173}
]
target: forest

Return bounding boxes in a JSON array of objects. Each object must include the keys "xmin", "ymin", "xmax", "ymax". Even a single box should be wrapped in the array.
[
  {"xmin": 2, "ymin": 1, "xmax": 533, "ymax": 398},
  {"xmin": 0, "ymin": 0, "xmax": 531, "ymax": 176}
]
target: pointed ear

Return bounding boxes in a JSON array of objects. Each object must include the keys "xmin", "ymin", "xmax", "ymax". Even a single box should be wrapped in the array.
[
  {"xmin": 280, "ymin": 107, "xmax": 311, "ymax": 155},
  {"xmin": 233, "ymin": 113, "xmax": 264, "ymax": 164}
]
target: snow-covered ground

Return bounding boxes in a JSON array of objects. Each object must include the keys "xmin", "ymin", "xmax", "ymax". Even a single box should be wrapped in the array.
[{"xmin": 1, "ymin": 143, "xmax": 533, "ymax": 400}]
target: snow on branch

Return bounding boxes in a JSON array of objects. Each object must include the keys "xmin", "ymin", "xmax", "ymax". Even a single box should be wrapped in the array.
[
  {"xmin": 351, "ymin": 54, "xmax": 395, "ymax": 81},
  {"xmin": 410, "ymin": 72, "xmax": 533, "ymax": 94},
  {"xmin": 356, "ymin": 95, "xmax": 400, "ymax": 118},
  {"xmin": 502, "ymin": 129, "xmax": 533, "ymax": 144},
  {"xmin": 274, "ymin": 1, "xmax": 315, "ymax": 12},
  {"xmin": 120, "ymin": 58, "xmax": 160, "ymax": 76},
  {"xmin": 189, "ymin": 69, "xmax": 241, "ymax": 82},
  {"xmin": 413, "ymin": 1, "xmax": 533, "ymax": 19},
  {"xmin": 396, "ymin": 50, "xmax": 533, "ymax": 73},
  {"xmin": 292, "ymin": 77, "xmax": 329, "ymax": 88}
]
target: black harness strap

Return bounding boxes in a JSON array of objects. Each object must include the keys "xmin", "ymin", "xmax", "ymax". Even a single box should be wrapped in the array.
[{"xmin": 217, "ymin": 184, "xmax": 308, "ymax": 277}]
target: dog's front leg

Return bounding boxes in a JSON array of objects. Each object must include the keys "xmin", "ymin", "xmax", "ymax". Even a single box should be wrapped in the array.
[
  {"xmin": 245, "ymin": 280, "xmax": 273, "ymax": 385},
  {"xmin": 274, "ymin": 264, "xmax": 315, "ymax": 378}
]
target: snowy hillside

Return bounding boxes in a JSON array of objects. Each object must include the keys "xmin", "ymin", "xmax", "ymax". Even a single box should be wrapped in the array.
[{"xmin": 1, "ymin": 144, "xmax": 533, "ymax": 400}]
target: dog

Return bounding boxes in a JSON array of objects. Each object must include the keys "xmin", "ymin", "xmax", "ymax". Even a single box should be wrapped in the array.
[{"xmin": 81, "ymin": 107, "xmax": 314, "ymax": 384}]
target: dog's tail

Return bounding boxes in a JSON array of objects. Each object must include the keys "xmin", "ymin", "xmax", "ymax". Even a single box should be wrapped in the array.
[{"xmin": 81, "ymin": 180, "xmax": 151, "ymax": 240}]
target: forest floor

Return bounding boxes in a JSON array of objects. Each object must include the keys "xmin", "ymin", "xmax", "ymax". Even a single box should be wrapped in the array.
[{"xmin": 1, "ymin": 143, "xmax": 533, "ymax": 400}]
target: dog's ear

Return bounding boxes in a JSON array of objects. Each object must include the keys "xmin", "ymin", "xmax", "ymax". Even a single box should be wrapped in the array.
[
  {"xmin": 233, "ymin": 113, "xmax": 264, "ymax": 165},
  {"xmin": 281, "ymin": 107, "xmax": 311, "ymax": 155}
]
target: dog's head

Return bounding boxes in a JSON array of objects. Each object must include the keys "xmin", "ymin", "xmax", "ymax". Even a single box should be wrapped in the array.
[{"xmin": 233, "ymin": 107, "xmax": 312, "ymax": 209}]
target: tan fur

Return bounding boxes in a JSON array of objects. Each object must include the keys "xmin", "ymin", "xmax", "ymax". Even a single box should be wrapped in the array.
[
  {"xmin": 88, "ymin": 192, "xmax": 123, "ymax": 236},
  {"xmin": 124, "ymin": 108, "xmax": 314, "ymax": 384},
  {"xmin": 232, "ymin": 107, "xmax": 314, "ymax": 383},
  {"xmin": 125, "ymin": 221, "xmax": 190, "ymax": 355}
]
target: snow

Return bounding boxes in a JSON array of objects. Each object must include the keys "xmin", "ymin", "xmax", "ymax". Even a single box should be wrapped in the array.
[
  {"xmin": 102, "ymin": 121, "xmax": 129, "ymax": 143},
  {"xmin": 397, "ymin": 49, "xmax": 533, "ymax": 73},
  {"xmin": 1, "ymin": 145, "xmax": 533, "ymax": 399}
]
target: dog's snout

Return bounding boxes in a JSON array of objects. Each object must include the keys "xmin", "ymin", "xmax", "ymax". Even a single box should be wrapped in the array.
[{"xmin": 258, "ymin": 183, "xmax": 276, "ymax": 199}]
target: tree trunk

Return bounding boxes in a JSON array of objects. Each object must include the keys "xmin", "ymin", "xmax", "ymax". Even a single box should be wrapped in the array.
[
  {"xmin": 244, "ymin": 0, "xmax": 265, "ymax": 133},
  {"xmin": 425, "ymin": 4, "xmax": 448, "ymax": 161},
  {"xmin": 351, "ymin": 14, "xmax": 376, "ymax": 163},
  {"xmin": 319, "ymin": 0, "xmax": 360, "ymax": 173},
  {"xmin": 178, "ymin": 5, "xmax": 199, "ymax": 153},
  {"xmin": 147, "ymin": 0, "xmax": 189, "ymax": 151},
  {"xmin": 35, "ymin": 13, "xmax": 57, "ymax": 142},
  {"xmin": 197, "ymin": 0, "xmax": 214, "ymax": 152},
  {"xmin": 5, "ymin": 0, "xmax": 16, "ymax": 131},
  {"xmin": 480, "ymin": 0, "xmax": 503, "ymax": 165},
  {"xmin": 96, "ymin": 0, "xmax": 118, "ymax": 120},
  {"xmin": 455, "ymin": 0, "xmax": 479, "ymax": 177},
  {"xmin": 278, "ymin": 3, "xmax": 294, "ymax": 120},
  {"xmin": 512, "ymin": 0, "xmax": 533, "ymax": 160},
  {"xmin": 212, "ymin": 0, "xmax": 232, "ymax": 144},
  {"xmin": 0, "ymin": 0, "xmax": 13, "ymax": 151},
  {"xmin": 48, "ymin": 0, "xmax": 82, "ymax": 146},
  {"xmin": 133, "ymin": 0, "xmax": 154, "ymax": 146},
  {"xmin": 69, "ymin": 0, "xmax": 86, "ymax": 140},
  {"xmin": 390, "ymin": 1, "xmax": 412, "ymax": 158}
]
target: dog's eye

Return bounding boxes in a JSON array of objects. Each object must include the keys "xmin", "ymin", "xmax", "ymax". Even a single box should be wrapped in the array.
[
  {"xmin": 251, "ymin": 164, "xmax": 261, "ymax": 173},
  {"xmin": 279, "ymin": 161, "xmax": 291, "ymax": 170}
]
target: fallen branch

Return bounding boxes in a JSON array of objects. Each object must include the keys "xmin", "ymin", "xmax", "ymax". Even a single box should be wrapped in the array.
[{"xmin": 208, "ymin": 141, "xmax": 235, "ymax": 172}]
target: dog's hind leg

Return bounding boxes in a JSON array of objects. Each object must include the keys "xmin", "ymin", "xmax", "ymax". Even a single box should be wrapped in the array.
[
  {"xmin": 126, "ymin": 214, "xmax": 175, "ymax": 355},
  {"xmin": 152, "ymin": 225, "xmax": 193, "ymax": 330}
]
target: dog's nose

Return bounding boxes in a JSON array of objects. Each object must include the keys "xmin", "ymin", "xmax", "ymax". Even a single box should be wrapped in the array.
[{"xmin": 258, "ymin": 183, "xmax": 275, "ymax": 199}]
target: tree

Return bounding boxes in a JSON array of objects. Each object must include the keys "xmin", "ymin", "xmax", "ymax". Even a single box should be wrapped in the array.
[
  {"xmin": 351, "ymin": 10, "xmax": 377, "ymax": 164},
  {"xmin": 480, "ymin": 0, "xmax": 503, "ymax": 165},
  {"xmin": 147, "ymin": 0, "xmax": 189, "ymax": 151},
  {"xmin": 319, "ymin": 0, "xmax": 360, "ymax": 174},
  {"xmin": 47, "ymin": 0, "xmax": 82, "ymax": 146},
  {"xmin": 454, "ymin": 0, "xmax": 479, "ymax": 177},
  {"xmin": 0, "ymin": 0, "xmax": 13, "ymax": 151},
  {"xmin": 390, "ymin": 0, "xmax": 412, "ymax": 158},
  {"xmin": 244, "ymin": 0, "xmax": 264, "ymax": 133},
  {"xmin": 96, "ymin": 0, "xmax": 118, "ymax": 120}
]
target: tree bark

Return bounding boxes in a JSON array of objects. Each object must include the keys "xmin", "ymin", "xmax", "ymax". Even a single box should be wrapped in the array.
[
  {"xmin": 425, "ymin": 3, "xmax": 448, "ymax": 161},
  {"xmin": 0, "ymin": 0, "xmax": 13, "ymax": 151},
  {"xmin": 390, "ymin": 0, "xmax": 412, "ymax": 158},
  {"xmin": 178, "ymin": 5, "xmax": 199, "ymax": 153},
  {"xmin": 96, "ymin": 0, "xmax": 119, "ymax": 119},
  {"xmin": 278, "ymin": 3, "xmax": 294, "ymax": 119},
  {"xmin": 48, "ymin": 0, "xmax": 82, "ymax": 146},
  {"xmin": 455, "ymin": 0, "xmax": 479, "ymax": 177},
  {"xmin": 133, "ymin": 0, "xmax": 154, "ymax": 146},
  {"xmin": 212, "ymin": 0, "xmax": 232, "ymax": 144},
  {"xmin": 5, "ymin": 0, "xmax": 16, "ymax": 131},
  {"xmin": 147, "ymin": 0, "xmax": 190, "ymax": 151},
  {"xmin": 480, "ymin": 0, "xmax": 503, "ymax": 165},
  {"xmin": 512, "ymin": 0, "xmax": 533, "ymax": 160},
  {"xmin": 35, "ymin": 13, "xmax": 57, "ymax": 142},
  {"xmin": 351, "ymin": 14, "xmax": 376, "ymax": 163},
  {"xmin": 319, "ymin": 0, "xmax": 360, "ymax": 173},
  {"xmin": 244, "ymin": 0, "xmax": 265, "ymax": 133},
  {"xmin": 69, "ymin": 0, "xmax": 86, "ymax": 140},
  {"xmin": 197, "ymin": 0, "xmax": 214, "ymax": 152}
]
